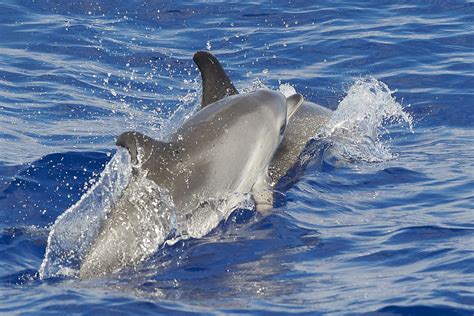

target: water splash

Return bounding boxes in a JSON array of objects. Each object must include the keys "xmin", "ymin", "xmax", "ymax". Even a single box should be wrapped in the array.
[
  {"xmin": 240, "ymin": 78, "xmax": 268, "ymax": 93},
  {"xmin": 39, "ymin": 144, "xmax": 252, "ymax": 278},
  {"xmin": 173, "ymin": 192, "xmax": 253, "ymax": 243},
  {"xmin": 77, "ymin": 162, "xmax": 178, "ymax": 278},
  {"xmin": 39, "ymin": 148, "xmax": 132, "ymax": 279},
  {"xmin": 317, "ymin": 78, "xmax": 413, "ymax": 163},
  {"xmin": 152, "ymin": 76, "xmax": 201, "ymax": 141},
  {"xmin": 279, "ymin": 83, "xmax": 297, "ymax": 97},
  {"xmin": 38, "ymin": 78, "xmax": 410, "ymax": 279}
]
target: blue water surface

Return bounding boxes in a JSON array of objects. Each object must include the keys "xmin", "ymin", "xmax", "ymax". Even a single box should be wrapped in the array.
[{"xmin": 1, "ymin": 0, "xmax": 473, "ymax": 315}]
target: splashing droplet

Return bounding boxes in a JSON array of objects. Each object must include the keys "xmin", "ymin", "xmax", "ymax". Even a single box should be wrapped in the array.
[{"xmin": 318, "ymin": 78, "xmax": 413, "ymax": 163}]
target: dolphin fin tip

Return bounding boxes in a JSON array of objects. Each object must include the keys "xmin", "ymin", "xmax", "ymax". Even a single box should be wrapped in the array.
[
  {"xmin": 116, "ymin": 131, "xmax": 139, "ymax": 162},
  {"xmin": 286, "ymin": 93, "xmax": 304, "ymax": 119},
  {"xmin": 193, "ymin": 51, "xmax": 238, "ymax": 108},
  {"xmin": 193, "ymin": 51, "xmax": 213, "ymax": 62}
]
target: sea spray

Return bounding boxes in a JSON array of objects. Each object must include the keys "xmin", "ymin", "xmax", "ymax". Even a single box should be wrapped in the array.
[
  {"xmin": 39, "ymin": 148, "xmax": 132, "ymax": 279},
  {"xmin": 39, "ymin": 148, "xmax": 252, "ymax": 278},
  {"xmin": 317, "ymin": 78, "xmax": 413, "ymax": 163}
]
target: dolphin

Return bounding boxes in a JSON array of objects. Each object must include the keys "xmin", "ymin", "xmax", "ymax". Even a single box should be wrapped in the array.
[
  {"xmin": 193, "ymin": 51, "xmax": 333, "ymax": 187},
  {"xmin": 79, "ymin": 84, "xmax": 304, "ymax": 277}
]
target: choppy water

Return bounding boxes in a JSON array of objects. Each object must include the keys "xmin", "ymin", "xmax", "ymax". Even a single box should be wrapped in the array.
[{"xmin": 1, "ymin": 1, "xmax": 473, "ymax": 315}]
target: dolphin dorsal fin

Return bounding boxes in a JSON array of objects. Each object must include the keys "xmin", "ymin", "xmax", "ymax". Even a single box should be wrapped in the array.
[
  {"xmin": 116, "ymin": 131, "xmax": 167, "ymax": 164},
  {"xmin": 286, "ymin": 93, "xmax": 304, "ymax": 119},
  {"xmin": 193, "ymin": 51, "xmax": 239, "ymax": 108}
]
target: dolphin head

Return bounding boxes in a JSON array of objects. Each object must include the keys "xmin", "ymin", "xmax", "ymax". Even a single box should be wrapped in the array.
[
  {"xmin": 218, "ymin": 89, "xmax": 303, "ymax": 168},
  {"xmin": 257, "ymin": 90, "xmax": 304, "ymax": 145},
  {"xmin": 231, "ymin": 89, "xmax": 289, "ymax": 150}
]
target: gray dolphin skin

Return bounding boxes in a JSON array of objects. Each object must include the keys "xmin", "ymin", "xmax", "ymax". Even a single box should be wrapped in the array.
[
  {"xmin": 79, "ymin": 64, "xmax": 304, "ymax": 277},
  {"xmin": 193, "ymin": 51, "xmax": 333, "ymax": 184}
]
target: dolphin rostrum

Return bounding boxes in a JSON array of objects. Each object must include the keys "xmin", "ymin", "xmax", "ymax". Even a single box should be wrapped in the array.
[
  {"xmin": 193, "ymin": 51, "xmax": 333, "ymax": 187},
  {"xmin": 79, "ymin": 81, "xmax": 303, "ymax": 277}
]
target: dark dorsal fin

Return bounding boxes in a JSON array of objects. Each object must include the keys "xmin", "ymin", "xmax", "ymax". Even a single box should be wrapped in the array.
[
  {"xmin": 193, "ymin": 51, "xmax": 239, "ymax": 108},
  {"xmin": 116, "ymin": 131, "xmax": 167, "ymax": 164}
]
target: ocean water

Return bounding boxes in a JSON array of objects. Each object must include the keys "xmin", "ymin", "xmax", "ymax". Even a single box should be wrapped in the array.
[{"xmin": 1, "ymin": 0, "xmax": 473, "ymax": 315}]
